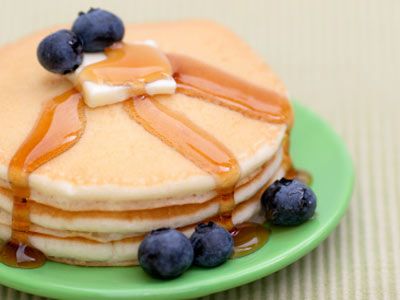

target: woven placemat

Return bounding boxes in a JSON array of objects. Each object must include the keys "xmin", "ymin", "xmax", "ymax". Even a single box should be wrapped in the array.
[{"xmin": 0, "ymin": 0, "xmax": 399, "ymax": 299}]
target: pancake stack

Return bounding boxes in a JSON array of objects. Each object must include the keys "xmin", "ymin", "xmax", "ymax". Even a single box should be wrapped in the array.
[{"xmin": 0, "ymin": 20, "xmax": 293, "ymax": 266}]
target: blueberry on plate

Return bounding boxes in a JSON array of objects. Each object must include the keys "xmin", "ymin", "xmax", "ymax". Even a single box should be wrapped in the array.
[
  {"xmin": 37, "ymin": 30, "xmax": 83, "ymax": 74},
  {"xmin": 138, "ymin": 228, "xmax": 193, "ymax": 279},
  {"xmin": 190, "ymin": 222, "xmax": 233, "ymax": 268},
  {"xmin": 261, "ymin": 178, "xmax": 317, "ymax": 226},
  {"xmin": 72, "ymin": 8, "xmax": 124, "ymax": 52}
]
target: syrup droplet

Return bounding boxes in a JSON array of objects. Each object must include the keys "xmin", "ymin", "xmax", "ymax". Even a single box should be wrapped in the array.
[{"xmin": 231, "ymin": 222, "xmax": 270, "ymax": 258}]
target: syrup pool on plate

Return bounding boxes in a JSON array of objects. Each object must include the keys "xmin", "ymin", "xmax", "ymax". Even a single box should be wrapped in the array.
[{"xmin": 231, "ymin": 222, "xmax": 270, "ymax": 258}]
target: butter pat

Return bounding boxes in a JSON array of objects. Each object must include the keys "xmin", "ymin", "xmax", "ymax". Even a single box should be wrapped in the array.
[{"xmin": 67, "ymin": 41, "xmax": 176, "ymax": 108}]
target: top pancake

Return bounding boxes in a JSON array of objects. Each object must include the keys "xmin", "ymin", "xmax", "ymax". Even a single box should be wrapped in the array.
[{"xmin": 0, "ymin": 20, "xmax": 289, "ymax": 203}]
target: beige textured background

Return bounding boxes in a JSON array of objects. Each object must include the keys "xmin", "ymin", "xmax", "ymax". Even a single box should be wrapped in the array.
[{"xmin": 1, "ymin": 0, "xmax": 399, "ymax": 299}]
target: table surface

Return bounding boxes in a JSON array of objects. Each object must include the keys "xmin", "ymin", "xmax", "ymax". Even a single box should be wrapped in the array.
[{"xmin": 1, "ymin": 0, "xmax": 399, "ymax": 299}]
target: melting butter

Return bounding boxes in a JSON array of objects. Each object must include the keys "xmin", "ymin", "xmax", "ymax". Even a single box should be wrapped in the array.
[{"xmin": 67, "ymin": 40, "xmax": 176, "ymax": 108}]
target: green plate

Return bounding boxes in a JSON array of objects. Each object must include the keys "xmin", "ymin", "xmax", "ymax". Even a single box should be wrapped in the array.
[{"xmin": 0, "ymin": 101, "xmax": 354, "ymax": 300}]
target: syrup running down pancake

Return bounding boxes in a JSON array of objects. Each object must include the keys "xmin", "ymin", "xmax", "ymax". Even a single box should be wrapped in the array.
[{"xmin": 0, "ymin": 20, "xmax": 294, "ymax": 266}]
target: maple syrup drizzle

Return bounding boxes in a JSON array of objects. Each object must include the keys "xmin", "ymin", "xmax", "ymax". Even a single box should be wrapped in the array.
[
  {"xmin": 167, "ymin": 53, "xmax": 293, "ymax": 125},
  {"xmin": 213, "ymin": 213, "xmax": 235, "ymax": 231},
  {"xmin": 124, "ymin": 96, "xmax": 240, "ymax": 192},
  {"xmin": 230, "ymin": 222, "xmax": 270, "ymax": 258},
  {"xmin": 1, "ymin": 89, "xmax": 86, "ymax": 268}
]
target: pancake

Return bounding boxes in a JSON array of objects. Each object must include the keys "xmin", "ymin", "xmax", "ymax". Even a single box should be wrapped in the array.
[{"xmin": 0, "ymin": 20, "xmax": 293, "ymax": 266}]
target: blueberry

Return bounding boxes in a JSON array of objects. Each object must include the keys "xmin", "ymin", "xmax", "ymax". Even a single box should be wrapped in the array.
[
  {"xmin": 190, "ymin": 222, "xmax": 233, "ymax": 267},
  {"xmin": 261, "ymin": 178, "xmax": 317, "ymax": 226},
  {"xmin": 138, "ymin": 228, "xmax": 193, "ymax": 279},
  {"xmin": 37, "ymin": 30, "xmax": 83, "ymax": 74},
  {"xmin": 72, "ymin": 8, "xmax": 124, "ymax": 52}
]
